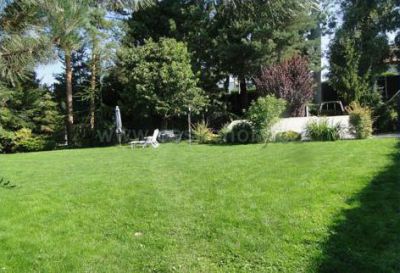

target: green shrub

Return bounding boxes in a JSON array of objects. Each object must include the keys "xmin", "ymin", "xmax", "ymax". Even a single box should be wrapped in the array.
[
  {"xmin": 43, "ymin": 139, "xmax": 57, "ymax": 151},
  {"xmin": 0, "ymin": 127, "xmax": 15, "ymax": 153},
  {"xmin": 346, "ymin": 102, "xmax": 373, "ymax": 139},
  {"xmin": 192, "ymin": 122, "xmax": 218, "ymax": 144},
  {"xmin": 221, "ymin": 120, "xmax": 255, "ymax": 144},
  {"xmin": 375, "ymin": 102, "xmax": 398, "ymax": 133},
  {"xmin": 15, "ymin": 137, "xmax": 46, "ymax": 152},
  {"xmin": 247, "ymin": 95, "xmax": 287, "ymax": 142},
  {"xmin": 306, "ymin": 119, "xmax": 342, "ymax": 141},
  {"xmin": 275, "ymin": 131, "xmax": 302, "ymax": 142},
  {"xmin": 218, "ymin": 123, "xmax": 230, "ymax": 143},
  {"xmin": 14, "ymin": 128, "xmax": 46, "ymax": 152}
]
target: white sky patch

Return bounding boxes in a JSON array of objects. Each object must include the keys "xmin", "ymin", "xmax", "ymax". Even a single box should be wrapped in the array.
[{"xmin": 35, "ymin": 61, "xmax": 63, "ymax": 86}]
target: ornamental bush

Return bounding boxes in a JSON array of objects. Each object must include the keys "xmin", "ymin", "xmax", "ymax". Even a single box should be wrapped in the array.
[
  {"xmin": 221, "ymin": 120, "xmax": 255, "ymax": 144},
  {"xmin": 247, "ymin": 95, "xmax": 287, "ymax": 142},
  {"xmin": 14, "ymin": 128, "xmax": 46, "ymax": 152}
]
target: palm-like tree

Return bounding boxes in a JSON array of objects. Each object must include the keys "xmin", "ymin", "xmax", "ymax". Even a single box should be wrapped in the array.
[
  {"xmin": 0, "ymin": 0, "xmax": 89, "ymax": 144},
  {"xmin": 1, "ymin": 0, "xmax": 152, "ymax": 144},
  {"xmin": 85, "ymin": 7, "xmax": 113, "ymax": 130},
  {"xmin": 0, "ymin": 0, "xmax": 51, "ymax": 84},
  {"xmin": 37, "ymin": 0, "xmax": 90, "ymax": 144},
  {"xmin": 40, "ymin": 0, "xmax": 153, "ymax": 143}
]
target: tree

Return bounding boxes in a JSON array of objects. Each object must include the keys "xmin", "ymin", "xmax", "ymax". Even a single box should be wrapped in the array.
[
  {"xmin": 2, "ymin": 0, "xmax": 91, "ymax": 144},
  {"xmin": 255, "ymin": 55, "xmax": 315, "ymax": 117},
  {"xmin": 212, "ymin": 0, "xmax": 320, "ymax": 109},
  {"xmin": 0, "ymin": 75, "xmax": 62, "ymax": 153},
  {"xmin": 124, "ymin": 0, "xmax": 321, "ymax": 114},
  {"xmin": 116, "ymin": 38, "xmax": 208, "ymax": 127},
  {"xmin": 329, "ymin": 33, "xmax": 373, "ymax": 104},
  {"xmin": 83, "ymin": 7, "xmax": 115, "ymax": 130},
  {"xmin": 328, "ymin": 0, "xmax": 396, "ymax": 105},
  {"xmin": 0, "ymin": 0, "xmax": 51, "ymax": 84},
  {"xmin": 39, "ymin": 0, "xmax": 90, "ymax": 144},
  {"xmin": 53, "ymin": 48, "xmax": 91, "ymax": 126}
]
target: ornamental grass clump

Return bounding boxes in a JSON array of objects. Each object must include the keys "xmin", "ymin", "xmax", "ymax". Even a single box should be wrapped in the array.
[
  {"xmin": 192, "ymin": 122, "xmax": 218, "ymax": 144},
  {"xmin": 346, "ymin": 102, "xmax": 373, "ymax": 139},
  {"xmin": 306, "ymin": 119, "xmax": 342, "ymax": 141}
]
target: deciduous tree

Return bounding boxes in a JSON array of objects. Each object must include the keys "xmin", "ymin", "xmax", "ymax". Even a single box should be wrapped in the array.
[
  {"xmin": 255, "ymin": 56, "xmax": 315, "ymax": 117},
  {"xmin": 116, "ymin": 38, "xmax": 208, "ymax": 127}
]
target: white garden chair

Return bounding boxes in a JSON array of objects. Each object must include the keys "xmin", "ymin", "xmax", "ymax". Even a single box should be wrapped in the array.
[{"xmin": 130, "ymin": 129, "xmax": 160, "ymax": 149}]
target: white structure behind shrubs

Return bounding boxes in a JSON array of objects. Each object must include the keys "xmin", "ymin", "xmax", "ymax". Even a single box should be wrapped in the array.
[{"xmin": 271, "ymin": 116, "xmax": 354, "ymax": 140}]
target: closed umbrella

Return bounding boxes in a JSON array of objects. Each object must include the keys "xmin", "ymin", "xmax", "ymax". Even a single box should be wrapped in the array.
[{"xmin": 115, "ymin": 106, "xmax": 123, "ymax": 145}]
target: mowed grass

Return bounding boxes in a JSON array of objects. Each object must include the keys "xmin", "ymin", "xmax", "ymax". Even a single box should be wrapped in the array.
[{"xmin": 0, "ymin": 139, "xmax": 399, "ymax": 273}]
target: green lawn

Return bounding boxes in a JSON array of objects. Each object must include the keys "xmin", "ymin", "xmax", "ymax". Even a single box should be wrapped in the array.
[{"xmin": 0, "ymin": 139, "xmax": 399, "ymax": 273}]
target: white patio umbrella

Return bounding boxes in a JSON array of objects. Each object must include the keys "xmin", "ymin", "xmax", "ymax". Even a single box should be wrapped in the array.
[{"xmin": 115, "ymin": 106, "xmax": 123, "ymax": 145}]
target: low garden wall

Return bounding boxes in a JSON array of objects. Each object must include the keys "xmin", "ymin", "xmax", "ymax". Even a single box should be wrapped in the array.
[{"xmin": 271, "ymin": 115, "xmax": 354, "ymax": 140}]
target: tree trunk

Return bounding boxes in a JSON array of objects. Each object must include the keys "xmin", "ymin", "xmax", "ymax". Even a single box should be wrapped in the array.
[
  {"xmin": 90, "ymin": 54, "xmax": 97, "ymax": 130},
  {"xmin": 65, "ymin": 50, "xmax": 74, "ymax": 145},
  {"xmin": 239, "ymin": 77, "xmax": 248, "ymax": 111},
  {"xmin": 163, "ymin": 117, "xmax": 169, "ymax": 129}
]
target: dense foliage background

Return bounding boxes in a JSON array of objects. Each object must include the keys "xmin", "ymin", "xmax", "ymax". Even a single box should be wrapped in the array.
[{"xmin": 0, "ymin": 0, "xmax": 399, "ymax": 152}]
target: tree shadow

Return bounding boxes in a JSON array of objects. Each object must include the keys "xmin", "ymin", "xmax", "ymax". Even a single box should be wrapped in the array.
[{"xmin": 316, "ymin": 141, "xmax": 400, "ymax": 273}]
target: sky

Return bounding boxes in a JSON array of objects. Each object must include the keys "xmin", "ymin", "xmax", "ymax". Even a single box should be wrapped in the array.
[{"xmin": 35, "ymin": 62, "xmax": 64, "ymax": 86}]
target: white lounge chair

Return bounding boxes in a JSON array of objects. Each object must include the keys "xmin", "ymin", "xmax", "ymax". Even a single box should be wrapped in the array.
[{"xmin": 130, "ymin": 129, "xmax": 160, "ymax": 149}]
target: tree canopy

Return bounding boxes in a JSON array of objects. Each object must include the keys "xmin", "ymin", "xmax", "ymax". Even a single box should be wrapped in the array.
[
  {"xmin": 116, "ymin": 38, "xmax": 208, "ymax": 126},
  {"xmin": 328, "ymin": 0, "xmax": 399, "ymax": 105}
]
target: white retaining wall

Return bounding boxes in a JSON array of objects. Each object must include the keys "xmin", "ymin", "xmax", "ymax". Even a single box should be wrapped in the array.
[{"xmin": 271, "ymin": 115, "xmax": 354, "ymax": 140}]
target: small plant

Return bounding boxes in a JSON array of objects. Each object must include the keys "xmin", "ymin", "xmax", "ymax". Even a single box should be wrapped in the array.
[
  {"xmin": 275, "ymin": 131, "xmax": 302, "ymax": 142},
  {"xmin": 306, "ymin": 119, "xmax": 342, "ymax": 141},
  {"xmin": 247, "ymin": 95, "xmax": 287, "ymax": 142},
  {"xmin": 220, "ymin": 120, "xmax": 255, "ymax": 144},
  {"xmin": 192, "ymin": 122, "xmax": 218, "ymax": 144},
  {"xmin": 346, "ymin": 102, "xmax": 373, "ymax": 139}
]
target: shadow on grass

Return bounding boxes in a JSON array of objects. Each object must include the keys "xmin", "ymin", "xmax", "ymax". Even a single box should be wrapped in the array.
[
  {"xmin": 0, "ymin": 177, "xmax": 16, "ymax": 189},
  {"xmin": 317, "ymin": 141, "xmax": 400, "ymax": 273}
]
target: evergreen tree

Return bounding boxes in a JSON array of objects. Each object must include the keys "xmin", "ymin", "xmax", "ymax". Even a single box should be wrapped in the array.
[
  {"xmin": 54, "ymin": 48, "xmax": 90, "ymax": 127},
  {"xmin": 84, "ymin": 7, "xmax": 115, "ymax": 130},
  {"xmin": 0, "ymin": 75, "xmax": 62, "ymax": 153},
  {"xmin": 0, "ymin": 0, "xmax": 51, "ymax": 84},
  {"xmin": 328, "ymin": 0, "xmax": 397, "ymax": 105}
]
